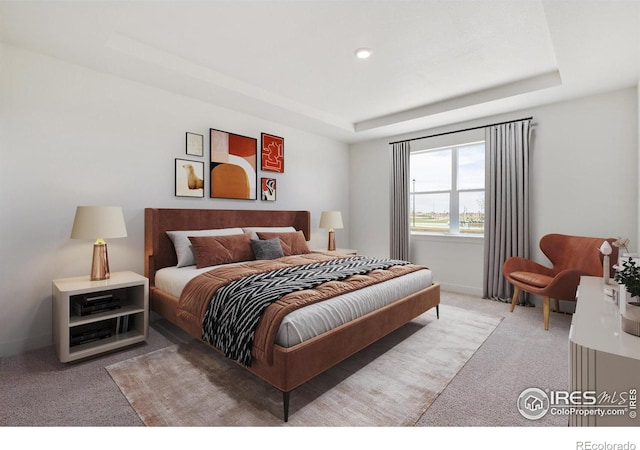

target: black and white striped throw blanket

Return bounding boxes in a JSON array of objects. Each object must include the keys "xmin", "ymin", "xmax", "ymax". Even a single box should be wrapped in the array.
[{"xmin": 202, "ymin": 256, "xmax": 411, "ymax": 366}]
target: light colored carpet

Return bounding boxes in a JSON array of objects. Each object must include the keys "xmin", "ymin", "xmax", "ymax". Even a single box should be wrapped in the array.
[{"xmin": 106, "ymin": 304, "xmax": 501, "ymax": 426}]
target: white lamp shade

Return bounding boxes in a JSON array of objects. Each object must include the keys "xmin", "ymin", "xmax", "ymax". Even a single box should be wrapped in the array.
[
  {"xmin": 71, "ymin": 206, "xmax": 128, "ymax": 240},
  {"xmin": 319, "ymin": 211, "xmax": 343, "ymax": 230},
  {"xmin": 599, "ymin": 241, "xmax": 613, "ymax": 256}
]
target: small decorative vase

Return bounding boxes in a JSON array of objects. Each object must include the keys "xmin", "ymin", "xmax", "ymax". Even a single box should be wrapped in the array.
[
  {"xmin": 619, "ymin": 285, "xmax": 630, "ymax": 314},
  {"xmin": 621, "ymin": 299, "xmax": 640, "ymax": 337}
]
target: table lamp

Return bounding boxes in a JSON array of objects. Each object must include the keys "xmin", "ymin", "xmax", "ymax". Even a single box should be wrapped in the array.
[
  {"xmin": 319, "ymin": 211, "xmax": 343, "ymax": 251},
  {"xmin": 599, "ymin": 240, "xmax": 613, "ymax": 284},
  {"xmin": 71, "ymin": 206, "xmax": 128, "ymax": 280}
]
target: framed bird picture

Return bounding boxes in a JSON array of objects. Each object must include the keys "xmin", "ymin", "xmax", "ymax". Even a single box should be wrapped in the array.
[{"xmin": 175, "ymin": 158, "xmax": 204, "ymax": 198}]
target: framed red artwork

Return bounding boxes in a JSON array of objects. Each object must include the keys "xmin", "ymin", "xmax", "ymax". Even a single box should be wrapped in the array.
[{"xmin": 261, "ymin": 133, "xmax": 284, "ymax": 173}]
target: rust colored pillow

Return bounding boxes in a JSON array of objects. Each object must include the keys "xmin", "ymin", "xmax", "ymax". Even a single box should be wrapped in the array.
[
  {"xmin": 188, "ymin": 232, "xmax": 254, "ymax": 268},
  {"xmin": 256, "ymin": 230, "xmax": 310, "ymax": 256}
]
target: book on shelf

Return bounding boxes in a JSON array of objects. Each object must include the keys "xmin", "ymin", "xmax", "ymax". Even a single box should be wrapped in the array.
[
  {"xmin": 70, "ymin": 327, "xmax": 112, "ymax": 346},
  {"xmin": 116, "ymin": 315, "xmax": 130, "ymax": 334},
  {"xmin": 70, "ymin": 319, "xmax": 117, "ymax": 346},
  {"xmin": 79, "ymin": 293, "xmax": 114, "ymax": 305},
  {"xmin": 73, "ymin": 297, "xmax": 121, "ymax": 316}
]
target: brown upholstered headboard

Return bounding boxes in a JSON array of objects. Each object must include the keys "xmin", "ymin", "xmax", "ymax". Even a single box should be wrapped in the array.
[{"xmin": 144, "ymin": 208, "xmax": 311, "ymax": 287}]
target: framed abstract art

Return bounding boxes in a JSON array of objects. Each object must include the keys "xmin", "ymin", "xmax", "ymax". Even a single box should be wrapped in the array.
[
  {"xmin": 186, "ymin": 132, "xmax": 204, "ymax": 157},
  {"xmin": 261, "ymin": 177, "xmax": 276, "ymax": 201},
  {"xmin": 261, "ymin": 133, "xmax": 284, "ymax": 173},
  {"xmin": 210, "ymin": 128, "xmax": 257, "ymax": 200}
]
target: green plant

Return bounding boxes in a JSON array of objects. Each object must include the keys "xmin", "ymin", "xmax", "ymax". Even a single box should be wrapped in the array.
[{"xmin": 614, "ymin": 257, "xmax": 640, "ymax": 298}]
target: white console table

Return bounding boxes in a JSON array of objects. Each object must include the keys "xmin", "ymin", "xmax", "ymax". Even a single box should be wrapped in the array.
[{"xmin": 569, "ymin": 276, "xmax": 640, "ymax": 426}]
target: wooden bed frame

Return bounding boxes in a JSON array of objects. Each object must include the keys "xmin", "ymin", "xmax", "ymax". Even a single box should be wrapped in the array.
[{"xmin": 144, "ymin": 207, "xmax": 441, "ymax": 421}]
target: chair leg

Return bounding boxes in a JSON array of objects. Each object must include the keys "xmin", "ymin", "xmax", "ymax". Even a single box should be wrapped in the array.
[
  {"xmin": 510, "ymin": 287, "xmax": 521, "ymax": 312},
  {"xmin": 543, "ymin": 296, "xmax": 550, "ymax": 330},
  {"xmin": 554, "ymin": 298, "xmax": 559, "ymax": 313}
]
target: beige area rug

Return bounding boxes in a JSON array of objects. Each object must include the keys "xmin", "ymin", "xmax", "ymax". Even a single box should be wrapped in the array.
[{"xmin": 106, "ymin": 304, "xmax": 502, "ymax": 426}]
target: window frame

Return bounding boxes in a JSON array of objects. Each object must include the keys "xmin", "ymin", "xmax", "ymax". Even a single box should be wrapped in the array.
[{"xmin": 410, "ymin": 140, "xmax": 485, "ymax": 236}]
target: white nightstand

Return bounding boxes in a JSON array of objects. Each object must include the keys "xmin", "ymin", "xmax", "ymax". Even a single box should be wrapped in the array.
[
  {"xmin": 52, "ymin": 271, "xmax": 149, "ymax": 363},
  {"xmin": 311, "ymin": 248, "xmax": 358, "ymax": 256}
]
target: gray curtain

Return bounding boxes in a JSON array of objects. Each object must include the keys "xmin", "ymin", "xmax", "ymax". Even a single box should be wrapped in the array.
[
  {"xmin": 483, "ymin": 119, "xmax": 532, "ymax": 302},
  {"xmin": 390, "ymin": 141, "xmax": 411, "ymax": 260}
]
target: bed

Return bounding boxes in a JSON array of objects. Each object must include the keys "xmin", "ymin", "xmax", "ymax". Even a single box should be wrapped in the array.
[{"xmin": 144, "ymin": 207, "xmax": 440, "ymax": 421}]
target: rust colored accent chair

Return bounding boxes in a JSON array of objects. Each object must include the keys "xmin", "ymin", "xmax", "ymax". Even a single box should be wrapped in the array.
[{"xmin": 503, "ymin": 234, "xmax": 618, "ymax": 330}]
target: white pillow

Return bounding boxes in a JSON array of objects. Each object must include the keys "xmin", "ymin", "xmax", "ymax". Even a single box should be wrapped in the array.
[
  {"xmin": 166, "ymin": 228, "xmax": 244, "ymax": 267},
  {"xmin": 242, "ymin": 226, "xmax": 296, "ymax": 240}
]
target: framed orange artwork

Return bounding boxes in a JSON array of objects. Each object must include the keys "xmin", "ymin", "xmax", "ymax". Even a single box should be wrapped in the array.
[{"xmin": 210, "ymin": 128, "xmax": 257, "ymax": 200}]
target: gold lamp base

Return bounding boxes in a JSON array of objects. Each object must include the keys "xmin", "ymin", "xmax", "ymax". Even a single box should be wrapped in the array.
[
  {"xmin": 327, "ymin": 229, "xmax": 336, "ymax": 251},
  {"xmin": 90, "ymin": 241, "xmax": 110, "ymax": 281}
]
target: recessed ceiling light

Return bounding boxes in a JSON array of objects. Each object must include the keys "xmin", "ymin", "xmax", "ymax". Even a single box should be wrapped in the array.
[{"xmin": 354, "ymin": 48, "xmax": 373, "ymax": 59}]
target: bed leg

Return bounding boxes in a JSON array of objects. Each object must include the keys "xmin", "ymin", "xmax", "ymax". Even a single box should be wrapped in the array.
[
  {"xmin": 436, "ymin": 304, "xmax": 440, "ymax": 319},
  {"xmin": 282, "ymin": 391, "xmax": 290, "ymax": 422}
]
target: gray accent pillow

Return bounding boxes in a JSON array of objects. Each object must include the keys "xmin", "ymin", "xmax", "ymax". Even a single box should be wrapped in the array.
[{"xmin": 251, "ymin": 238, "xmax": 285, "ymax": 260}]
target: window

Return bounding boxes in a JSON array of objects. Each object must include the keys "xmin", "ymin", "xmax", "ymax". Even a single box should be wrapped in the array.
[{"xmin": 410, "ymin": 141, "xmax": 485, "ymax": 235}]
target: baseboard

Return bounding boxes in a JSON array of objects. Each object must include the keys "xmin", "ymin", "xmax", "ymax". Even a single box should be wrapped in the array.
[
  {"xmin": 0, "ymin": 333, "xmax": 52, "ymax": 358},
  {"xmin": 439, "ymin": 282, "xmax": 483, "ymax": 297}
]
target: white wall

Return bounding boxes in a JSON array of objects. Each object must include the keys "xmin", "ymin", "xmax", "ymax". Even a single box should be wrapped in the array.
[
  {"xmin": 0, "ymin": 43, "xmax": 350, "ymax": 357},
  {"xmin": 351, "ymin": 87, "xmax": 638, "ymax": 296}
]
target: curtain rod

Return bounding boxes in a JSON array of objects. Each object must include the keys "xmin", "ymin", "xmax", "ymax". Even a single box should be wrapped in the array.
[{"xmin": 388, "ymin": 116, "xmax": 533, "ymax": 145}]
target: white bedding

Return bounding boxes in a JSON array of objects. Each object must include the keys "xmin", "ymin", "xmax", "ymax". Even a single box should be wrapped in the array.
[{"xmin": 155, "ymin": 263, "xmax": 433, "ymax": 348}]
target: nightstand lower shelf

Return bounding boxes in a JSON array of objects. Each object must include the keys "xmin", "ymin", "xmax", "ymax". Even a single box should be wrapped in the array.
[{"xmin": 67, "ymin": 330, "xmax": 146, "ymax": 361}]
